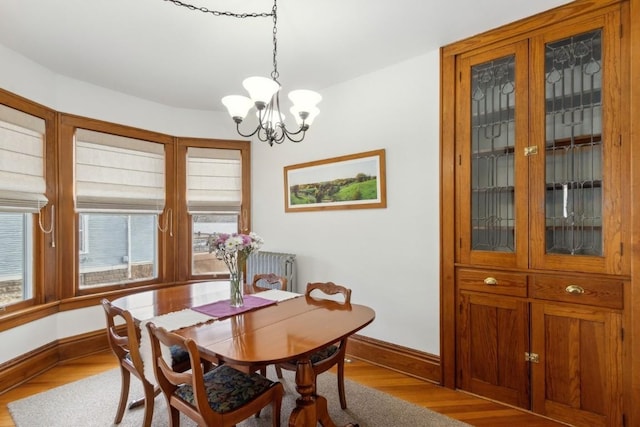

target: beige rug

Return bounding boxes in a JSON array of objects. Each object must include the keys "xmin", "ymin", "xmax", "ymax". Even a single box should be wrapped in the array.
[{"xmin": 8, "ymin": 366, "xmax": 471, "ymax": 426}]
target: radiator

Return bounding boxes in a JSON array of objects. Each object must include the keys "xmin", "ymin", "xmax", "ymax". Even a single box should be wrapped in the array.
[{"xmin": 246, "ymin": 251, "xmax": 296, "ymax": 291}]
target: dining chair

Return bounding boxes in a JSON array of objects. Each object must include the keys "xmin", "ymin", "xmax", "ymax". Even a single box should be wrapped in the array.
[
  {"xmin": 101, "ymin": 298, "xmax": 192, "ymax": 427},
  {"xmin": 276, "ymin": 281, "xmax": 353, "ymax": 409},
  {"xmin": 146, "ymin": 321, "xmax": 284, "ymax": 427},
  {"xmin": 251, "ymin": 273, "xmax": 288, "ymax": 292}
]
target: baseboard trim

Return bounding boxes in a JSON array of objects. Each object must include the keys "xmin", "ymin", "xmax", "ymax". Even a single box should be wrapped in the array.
[
  {"xmin": 0, "ymin": 342, "xmax": 59, "ymax": 395},
  {"xmin": 0, "ymin": 331, "xmax": 440, "ymax": 395},
  {"xmin": 346, "ymin": 334, "xmax": 441, "ymax": 384},
  {"xmin": 0, "ymin": 330, "xmax": 109, "ymax": 395}
]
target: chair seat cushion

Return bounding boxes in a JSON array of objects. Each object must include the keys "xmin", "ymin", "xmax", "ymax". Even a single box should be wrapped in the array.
[
  {"xmin": 286, "ymin": 344, "xmax": 338, "ymax": 365},
  {"xmin": 169, "ymin": 345, "xmax": 189, "ymax": 365},
  {"xmin": 310, "ymin": 345, "xmax": 338, "ymax": 364},
  {"xmin": 174, "ymin": 365, "xmax": 275, "ymax": 413},
  {"xmin": 125, "ymin": 345, "xmax": 189, "ymax": 367}
]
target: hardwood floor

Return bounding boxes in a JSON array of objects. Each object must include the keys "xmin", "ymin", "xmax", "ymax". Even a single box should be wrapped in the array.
[{"xmin": 0, "ymin": 351, "xmax": 567, "ymax": 427}]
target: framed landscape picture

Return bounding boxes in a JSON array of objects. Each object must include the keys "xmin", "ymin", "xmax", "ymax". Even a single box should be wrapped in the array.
[{"xmin": 284, "ymin": 149, "xmax": 387, "ymax": 212}]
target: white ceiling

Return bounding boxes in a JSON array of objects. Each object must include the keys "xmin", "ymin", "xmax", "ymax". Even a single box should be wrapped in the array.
[{"xmin": 0, "ymin": 0, "xmax": 571, "ymax": 111}]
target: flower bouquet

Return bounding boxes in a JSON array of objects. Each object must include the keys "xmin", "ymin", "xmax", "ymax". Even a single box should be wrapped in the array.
[{"xmin": 208, "ymin": 232, "xmax": 264, "ymax": 307}]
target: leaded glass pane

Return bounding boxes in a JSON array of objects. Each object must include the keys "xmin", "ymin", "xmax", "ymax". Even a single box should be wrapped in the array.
[
  {"xmin": 470, "ymin": 55, "xmax": 516, "ymax": 252},
  {"xmin": 544, "ymin": 29, "xmax": 603, "ymax": 255}
]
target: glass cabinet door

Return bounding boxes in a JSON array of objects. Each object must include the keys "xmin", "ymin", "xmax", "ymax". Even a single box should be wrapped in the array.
[
  {"xmin": 457, "ymin": 41, "xmax": 529, "ymax": 268},
  {"xmin": 545, "ymin": 29, "xmax": 603, "ymax": 256},
  {"xmin": 529, "ymin": 12, "xmax": 624, "ymax": 275}
]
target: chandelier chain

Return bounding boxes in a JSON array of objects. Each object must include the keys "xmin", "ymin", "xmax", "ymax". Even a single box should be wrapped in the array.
[
  {"xmin": 162, "ymin": 0, "xmax": 273, "ymax": 19},
  {"xmin": 271, "ymin": 0, "xmax": 279, "ymax": 81}
]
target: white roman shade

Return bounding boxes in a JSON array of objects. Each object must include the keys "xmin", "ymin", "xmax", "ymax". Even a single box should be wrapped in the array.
[
  {"xmin": 75, "ymin": 129, "xmax": 165, "ymax": 213},
  {"xmin": 0, "ymin": 105, "xmax": 47, "ymax": 212},
  {"xmin": 187, "ymin": 147, "xmax": 242, "ymax": 214}
]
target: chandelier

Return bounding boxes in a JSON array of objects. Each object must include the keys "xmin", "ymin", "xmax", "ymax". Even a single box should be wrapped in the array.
[{"xmin": 164, "ymin": 0, "xmax": 322, "ymax": 146}]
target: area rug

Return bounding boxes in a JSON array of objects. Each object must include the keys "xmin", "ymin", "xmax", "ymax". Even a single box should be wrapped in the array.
[{"xmin": 8, "ymin": 366, "xmax": 470, "ymax": 426}]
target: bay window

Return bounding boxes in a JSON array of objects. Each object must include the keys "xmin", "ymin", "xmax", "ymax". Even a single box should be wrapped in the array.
[
  {"xmin": 74, "ymin": 129, "xmax": 165, "ymax": 289},
  {"xmin": 0, "ymin": 88, "xmax": 251, "ymax": 325}
]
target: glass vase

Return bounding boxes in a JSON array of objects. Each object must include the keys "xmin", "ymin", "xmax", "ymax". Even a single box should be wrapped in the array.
[{"xmin": 229, "ymin": 270, "xmax": 244, "ymax": 307}]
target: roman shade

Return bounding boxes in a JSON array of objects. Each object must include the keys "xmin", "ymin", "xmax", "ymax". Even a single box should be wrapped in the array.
[
  {"xmin": 186, "ymin": 147, "xmax": 242, "ymax": 214},
  {"xmin": 0, "ymin": 105, "xmax": 47, "ymax": 212},
  {"xmin": 75, "ymin": 129, "xmax": 165, "ymax": 213}
]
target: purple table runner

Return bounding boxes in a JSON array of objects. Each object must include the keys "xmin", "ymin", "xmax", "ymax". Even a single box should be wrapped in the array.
[{"xmin": 191, "ymin": 295, "xmax": 277, "ymax": 319}]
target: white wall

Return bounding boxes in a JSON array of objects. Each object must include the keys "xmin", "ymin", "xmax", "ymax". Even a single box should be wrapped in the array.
[
  {"xmin": 0, "ymin": 44, "xmax": 441, "ymax": 364},
  {"xmin": 251, "ymin": 52, "xmax": 441, "ymax": 353}
]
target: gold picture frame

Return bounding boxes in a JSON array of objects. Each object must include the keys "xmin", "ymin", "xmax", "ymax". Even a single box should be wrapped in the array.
[{"xmin": 284, "ymin": 149, "xmax": 387, "ymax": 212}]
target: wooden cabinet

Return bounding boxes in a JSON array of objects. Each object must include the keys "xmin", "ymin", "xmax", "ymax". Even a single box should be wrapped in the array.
[
  {"xmin": 457, "ymin": 272, "xmax": 623, "ymax": 426},
  {"xmin": 457, "ymin": 289, "xmax": 530, "ymax": 409},
  {"xmin": 441, "ymin": 1, "xmax": 632, "ymax": 426},
  {"xmin": 531, "ymin": 301, "xmax": 622, "ymax": 426}
]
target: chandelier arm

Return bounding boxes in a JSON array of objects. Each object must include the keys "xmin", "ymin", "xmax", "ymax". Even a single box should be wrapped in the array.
[
  {"xmin": 256, "ymin": 127, "xmax": 277, "ymax": 147},
  {"xmin": 281, "ymin": 122, "xmax": 309, "ymax": 136},
  {"xmin": 280, "ymin": 127, "xmax": 308, "ymax": 143},
  {"xmin": 273, "ymin": 92, "xmax": 286, "ymax": 129},
  {"xmin": 234, "ymin": 122, "xmax": 262, "ymax": 139}
]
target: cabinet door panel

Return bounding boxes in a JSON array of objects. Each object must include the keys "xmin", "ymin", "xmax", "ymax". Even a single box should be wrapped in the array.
[
  {"xmin": 458, "ymin": 291, "xmax": 530, "ymax": 408},
  {"xmin": 456, "ymin": 41, "xmax": 529, "ymax": 269},
  {"xmin": 529, "ymin": 11, "xmax": 626, "ymax": 275},
  {"xmin": 531, "ymin": 302, "xmax": 622, "ymax": 426}
]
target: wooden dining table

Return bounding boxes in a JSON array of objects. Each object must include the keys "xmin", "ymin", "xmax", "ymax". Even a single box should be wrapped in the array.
[{"xmin": 111, "ymin": 281, "xmax": 376, "ymax": 427}]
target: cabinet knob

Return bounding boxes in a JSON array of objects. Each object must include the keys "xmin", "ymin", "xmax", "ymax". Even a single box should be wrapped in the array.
[
  {"xmin": 565, "ymin": 284, "xmax": 585, "ymax": 294},
  {"xmin": 483, "ymin": 277, "xmax": 498, "ymax": 286}
]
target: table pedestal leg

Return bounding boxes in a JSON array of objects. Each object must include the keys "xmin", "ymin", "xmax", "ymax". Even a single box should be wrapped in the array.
[
  {"xmin": 289, "ymin": 358, "xmax": 327, "ymax": 427},
  {"xmin": 288, "ymin": 359, "xmax": 358, "ymax": 427}
]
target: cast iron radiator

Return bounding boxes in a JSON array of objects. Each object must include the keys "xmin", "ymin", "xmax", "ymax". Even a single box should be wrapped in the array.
[{"xmin": 246, "ymin": 251, "xmax": 296, "ymax": 291}]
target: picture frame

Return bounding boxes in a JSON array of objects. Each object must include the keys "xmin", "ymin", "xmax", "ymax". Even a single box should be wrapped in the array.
[{"xmin": 284, "ymin": 149, "xmax": 387, "ymax": 212}]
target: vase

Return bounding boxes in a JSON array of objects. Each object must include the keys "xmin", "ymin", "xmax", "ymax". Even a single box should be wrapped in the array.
[{"xmin": 229, "ymin": 270, "xmax": 244, "ymax": 307}]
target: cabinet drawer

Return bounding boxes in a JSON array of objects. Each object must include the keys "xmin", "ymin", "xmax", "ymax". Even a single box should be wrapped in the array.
[
  {"xmin": 457, "ymin": 269, "xmax": 527, "ymax": 297},
  {"xmin": 530, "ymin": 275, "xmax": 623, "ymax": 309}
]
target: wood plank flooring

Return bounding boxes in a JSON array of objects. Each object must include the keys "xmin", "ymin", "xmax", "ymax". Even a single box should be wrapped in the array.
[{"xmin": 0, "ymin": 351, "xmax": 567, "ymax": 427}]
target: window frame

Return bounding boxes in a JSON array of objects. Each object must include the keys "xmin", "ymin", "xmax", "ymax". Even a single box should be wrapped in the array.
[
  {"xmin": 78, "ymin": 214, "xmax": 89, "ymax": 254},
  {"xmin": 0, "ymin": 89, "xmax": 56, "ymax": 316},
  {"xmin": 175, "ymin": 137, "xmax": 251, "ymax": 282},
  {"xmin": 58, "ymin": 114, "xmax": 176, "ymax": 298}
]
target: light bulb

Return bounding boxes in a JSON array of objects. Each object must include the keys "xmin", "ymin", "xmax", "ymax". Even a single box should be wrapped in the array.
[
  {"xmin": 243, "ymin": 77, "xmax": 280, "ymax": 108},
  {"xmin": 288, "ymin": 89, "xmax": 322, "ymax": 111},
  {"xmin": 221, "ymin": 95, "xmax": 254, "ymax": 122},
  {"xmin": 290, "ymin": 106, "xmax": 319, "ymax": 126}
]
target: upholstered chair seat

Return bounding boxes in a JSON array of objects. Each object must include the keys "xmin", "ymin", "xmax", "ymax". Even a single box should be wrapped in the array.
[{"xmin": 174, "ymin": 364, "xmax": 277, "ymax": 414}]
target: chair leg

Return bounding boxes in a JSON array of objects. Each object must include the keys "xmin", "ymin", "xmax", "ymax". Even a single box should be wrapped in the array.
[
  {"xmin": 130, "ymin": 387, "xmax": 160, "ymax": 409},
  {"xmin": 272, "ymin": 385, "xmax": 283, "ymax": 427},
  {"xmin": 114, "ymin": 366, "xmax": 131, "ymax": 424},
  {"xmin": 275, "ymin": 365, "xmax": 283, "ymax": 379},
  {"xmin": 337, "ymin": 358, "xmax": 347, "ymax": 409},
  {"xmin": 141, "ymin": 381, "xmax": 156, "ymax": 427},
  {"xmin": 168, "ymin": 406, "xmax": 181, "ymax": 427},
  {"xmin": 202, "ymin": 359, "xmax": 213, "ymax": 372}
]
